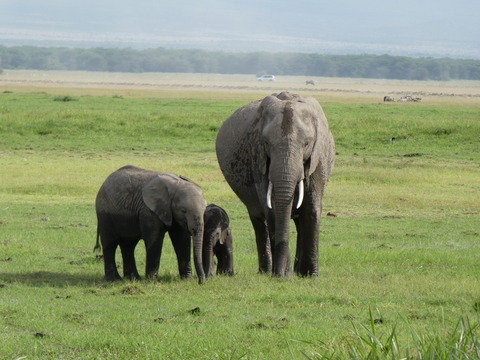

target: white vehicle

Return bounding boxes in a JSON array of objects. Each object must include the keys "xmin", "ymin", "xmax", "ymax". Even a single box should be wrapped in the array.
[{"xmin": 256, "ymin": 75, "xmax": 275, "ymax": 82}]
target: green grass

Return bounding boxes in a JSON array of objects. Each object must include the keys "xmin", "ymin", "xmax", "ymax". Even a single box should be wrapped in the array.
[{"xmin": 0, "ymin": 90, "xmax": 479, "ymax": 359}]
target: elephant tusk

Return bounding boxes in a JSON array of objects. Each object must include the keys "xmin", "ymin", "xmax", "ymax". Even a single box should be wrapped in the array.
[
  {"xmin": 266, "ymin": 181, "xmax": 273, "ymax": 209},
  {"xmin": 296, "ymin": 180, "xmax": 304, "ymax": 209}
]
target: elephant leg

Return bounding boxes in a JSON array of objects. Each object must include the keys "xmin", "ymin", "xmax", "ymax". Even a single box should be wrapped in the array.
[
  {"xmin": 120, "ymin": 240, "xmax": 141, "ymax": 280},
  {"xmin": 293, "ymin": 217, "xmax": 304, "ymax": 274},
  {"xmin": 102, "ymin": 241, "xmax": 122, "ymax": 282},
  {"xmin": 144, "ymin": 240, "xmax": 164, "ymax": 279},
  {"xmin": 168, "ymin": 227, "xmax": 192, "ymax": 279},
  {"xmin": 98, "ymin": 216, "xmax": 122, "ymax": 281},
  {"xmin": 295, "ymin": 202, "xmax": 321, "ymax": 276},
  {"xmin": 214, "ymin": 245, "xmax": 234, "ymax": 276},
  {"xmin": 145, "ymin": 237, "xmax": 164, "ymax": 279},
  {"xmin": 267, "ymin": 210, "xmax": 292, "ymax": 277},
  {"xmin": 214, "ymin": 250, "xmax": 225, "ymax": 275},
  {"xmin": 249, "ymin": 213, "xmax": 272, "ymax": 274},
  {"xmin": 139, "ymin": 215, "xmax": 166, "ymax": 279}
]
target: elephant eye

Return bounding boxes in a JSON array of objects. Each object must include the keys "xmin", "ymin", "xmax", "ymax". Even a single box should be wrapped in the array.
[
  {"xmin": 304, "ymin": 137, "xmax": 314, "ymax": 152},
  {"xmin": 304, "ymin": 142, "xmax": 312, "ymax": 154}
]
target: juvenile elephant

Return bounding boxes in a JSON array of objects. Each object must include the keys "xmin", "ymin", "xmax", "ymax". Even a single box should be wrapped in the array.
[
  {"xmin": 203, "ymin": 204, "xmax": 234, "ymax": 277},
  {"xmin": 216, "ymin": 92, "xmax": 335, "ymax": 277},
  {"xmin": 95, "ymin": 165, "xmax": 207, "ymax": 284}
]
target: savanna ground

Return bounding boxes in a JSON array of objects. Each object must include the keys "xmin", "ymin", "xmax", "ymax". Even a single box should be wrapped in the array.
[{"xmin": 0, "ymin": 70, "xmax": 479, "ymax": 359}]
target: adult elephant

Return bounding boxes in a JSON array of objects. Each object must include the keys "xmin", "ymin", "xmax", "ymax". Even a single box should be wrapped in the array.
[
  {"xmin": 216, "ymin": 92, "xmax": 335, "ymax": 277},
  {"xmin": 95, "ymin": 165, "xmax": 207, "ymax": 284}
]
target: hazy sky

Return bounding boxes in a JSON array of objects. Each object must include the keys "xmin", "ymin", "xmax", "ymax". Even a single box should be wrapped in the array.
[{"xmin": 0, "ymin": 0, "xmax": 479, "ymax": 58}]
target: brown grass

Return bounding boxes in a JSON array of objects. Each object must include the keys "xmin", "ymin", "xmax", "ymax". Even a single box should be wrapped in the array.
[{"xmin": 2, "ymin": 69, "xmax": 480, "ymax": 105}]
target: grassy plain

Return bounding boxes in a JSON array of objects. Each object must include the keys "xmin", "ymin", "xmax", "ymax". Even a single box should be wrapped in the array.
[{"xmin": 0, "ymin": 71, "xmax": 479, "ymax": 359}]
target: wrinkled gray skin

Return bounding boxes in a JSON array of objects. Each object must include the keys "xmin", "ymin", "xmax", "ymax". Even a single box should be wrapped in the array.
[
  {"xmin": 203, "ymin": 204, "xmax": 234, "ymax": 277},
  {"xmin": 95, "ymin": 165, "xmax": 207, "ymax": 284},
  {"xmin": 216, "ymin": 92, "xmax": 335, "ymax": 277}
]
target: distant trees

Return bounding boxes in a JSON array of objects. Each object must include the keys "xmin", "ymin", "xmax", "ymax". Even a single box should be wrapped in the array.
[{"xmin": 0, "ymin": 45, "xmax": 479, "ymax": 81}]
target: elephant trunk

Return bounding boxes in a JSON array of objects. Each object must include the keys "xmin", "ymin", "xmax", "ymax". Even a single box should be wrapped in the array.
[
  {"xmin": 225, "ymin": 251, "xmax": 234, "ymax": 276},
  {"xmin": 268, "ymin": 149, "xmax": 305, "ymax": 277},
  {"xmin": 191, "ymin": 219, "xmax": 206, "ymax": 284},
  {"xmin": 225, "ymin": 231, "xmax": 235, "ymax": 276},
  {"xmin": 202, "ymin": 234, "xmax": 214, "ymax": 278},
  {"xmin": 270, "ymin": 179, "xmax": 297, "ymax": 277}
]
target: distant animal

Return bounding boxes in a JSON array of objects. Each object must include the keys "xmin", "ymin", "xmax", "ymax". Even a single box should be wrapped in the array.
[
  {"xmin": 383, "ymin": 96, "xmax": 394, "ymax": 102},
  {"xmin": 398, "ymin": 96, "xmax": 422, "ymax": 102},
  {"xmin": 203, "ymin": 204, "xmax": 234, "ymax": 277},
  {"xmin": 216, "ymin": 92, "xmax": 335, "ymax": 277},
  {"xmin": 95, "ymin": 165, "xmax": 207, "ymax": 284},
  {"xmin": 306, "ymin": 80, "xmax": 315, "ymax": 85}
]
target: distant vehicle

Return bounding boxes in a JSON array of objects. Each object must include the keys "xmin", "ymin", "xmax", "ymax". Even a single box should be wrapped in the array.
[{"xmin": 256, "ymin": 75, "xmax": 275, "ymax": 82}]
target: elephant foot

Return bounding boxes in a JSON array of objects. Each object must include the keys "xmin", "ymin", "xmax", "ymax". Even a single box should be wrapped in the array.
[
  {"xmin": 257, "ymin": 269, "xmax": 272, "ymax": 277},
  {"xmin": 124, "ymin": 273, "xmax": 142, "ymax": 281},
  {"xmin": 294, "ymin": 261, "xmax": 319, "ymax": 277},
  {"xmin": 179, "ymin": 266, "xmax": 193, "ymax": 279},
  {"xmin": 295, "ymin": 272, "xmax": 318, "ymax": 278},
  {"xmin": 272, "ymin": 271, "xmax": 292, "ymax": 278},
  {"xmin": 258, "ymin": 260, "xmax": 272, "ymax": 274},
  {"xmin": 104, "ymin": 274, "xmax": 123, "ymax": 282},
  {"xmin": 145, "ymin": 272, "xmax": 159, "ymax": 281},
  {"xmin": 217, "ymin": 269, "xmax": 235, "ymax": 276},
  {"xmin": 296, "ymin": 270, "xmax": 319, "ymax": 277},
  {"xmin": 272, "ymin": 264, "xmax": 292, "ymax": 278},
  {"xmin": 259, "ymin": 262, "xmax": 272, "ymax": 273}
]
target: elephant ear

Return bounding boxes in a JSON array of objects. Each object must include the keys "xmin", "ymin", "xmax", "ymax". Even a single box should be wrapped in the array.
[
  {"xmin": 213, "ymin": 228, "xmax": 222, "ymax": 245},
  {"xmin": 219, "ymin": 228, "xmax": 230, "ymax": 245},
  {"xmin": 142, "ymin": 174, "xmax": 175, "ymax": 227},
  {"xmin": 306, "ymin": 129, "xmax": 321, "ymax": 177},
  {"xmin": 305, "ymin": 98, "xmax": 327, "ymax": 177},
  {"xmin": 255, "ymin": 95, "xmax": 279, "ymax": 175}
]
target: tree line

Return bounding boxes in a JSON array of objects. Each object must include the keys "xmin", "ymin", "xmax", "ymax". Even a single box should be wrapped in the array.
[{"xmin": 1, "ymin": 45, "xmax": 479, "ymax": 81}]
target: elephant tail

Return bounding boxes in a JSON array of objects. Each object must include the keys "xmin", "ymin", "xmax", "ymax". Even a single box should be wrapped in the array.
[{"xmin": 93, "ymin": 226, "xmax": 102, "ymax": 253}]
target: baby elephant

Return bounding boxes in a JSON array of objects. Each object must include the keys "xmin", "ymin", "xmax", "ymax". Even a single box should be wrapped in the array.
[
  {"xmin": 203, "ymin": 204, "xmax": 234, "ymax": 277},
  {"xmin": 95, "ymin": 165, "xmax": 207, "ymax": 284}
]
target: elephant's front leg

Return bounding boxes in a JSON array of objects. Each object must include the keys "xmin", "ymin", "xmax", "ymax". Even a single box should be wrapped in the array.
[
  {"xmin": 249, "ymin": 213, "xmax": 272, "ymax": 274},
  {"xmin": 120, "ymin": 239, "xmax": 141, "ymax": 280},
  {"xmin": 294, "ymin": 198, "xmax": 321, "ymax": 276},
  {"xmin": 144, "ymin": 231, "xmax": 165, "ymax": 280},
  {"xmin": 293, "ymin": 216, "xmax": 304, "ymax": 274},
  {"xmin": 168, "ymin": 227, "xmax": 192, "ymax": 279}
]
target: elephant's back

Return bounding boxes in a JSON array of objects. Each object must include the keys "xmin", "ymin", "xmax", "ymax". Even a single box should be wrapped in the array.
[
  {"xmin": 96, "ymin": 166, "xmax": 157, "ymax": 210},
  {"xmin": 101, "ymin": 166, "xmax": 156, "ymax": 190}
]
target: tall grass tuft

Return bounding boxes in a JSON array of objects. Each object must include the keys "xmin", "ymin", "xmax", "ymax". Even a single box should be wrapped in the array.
[{"xmin": 304, "ymin": 309, "xmax": 480, "ymax": 359}]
